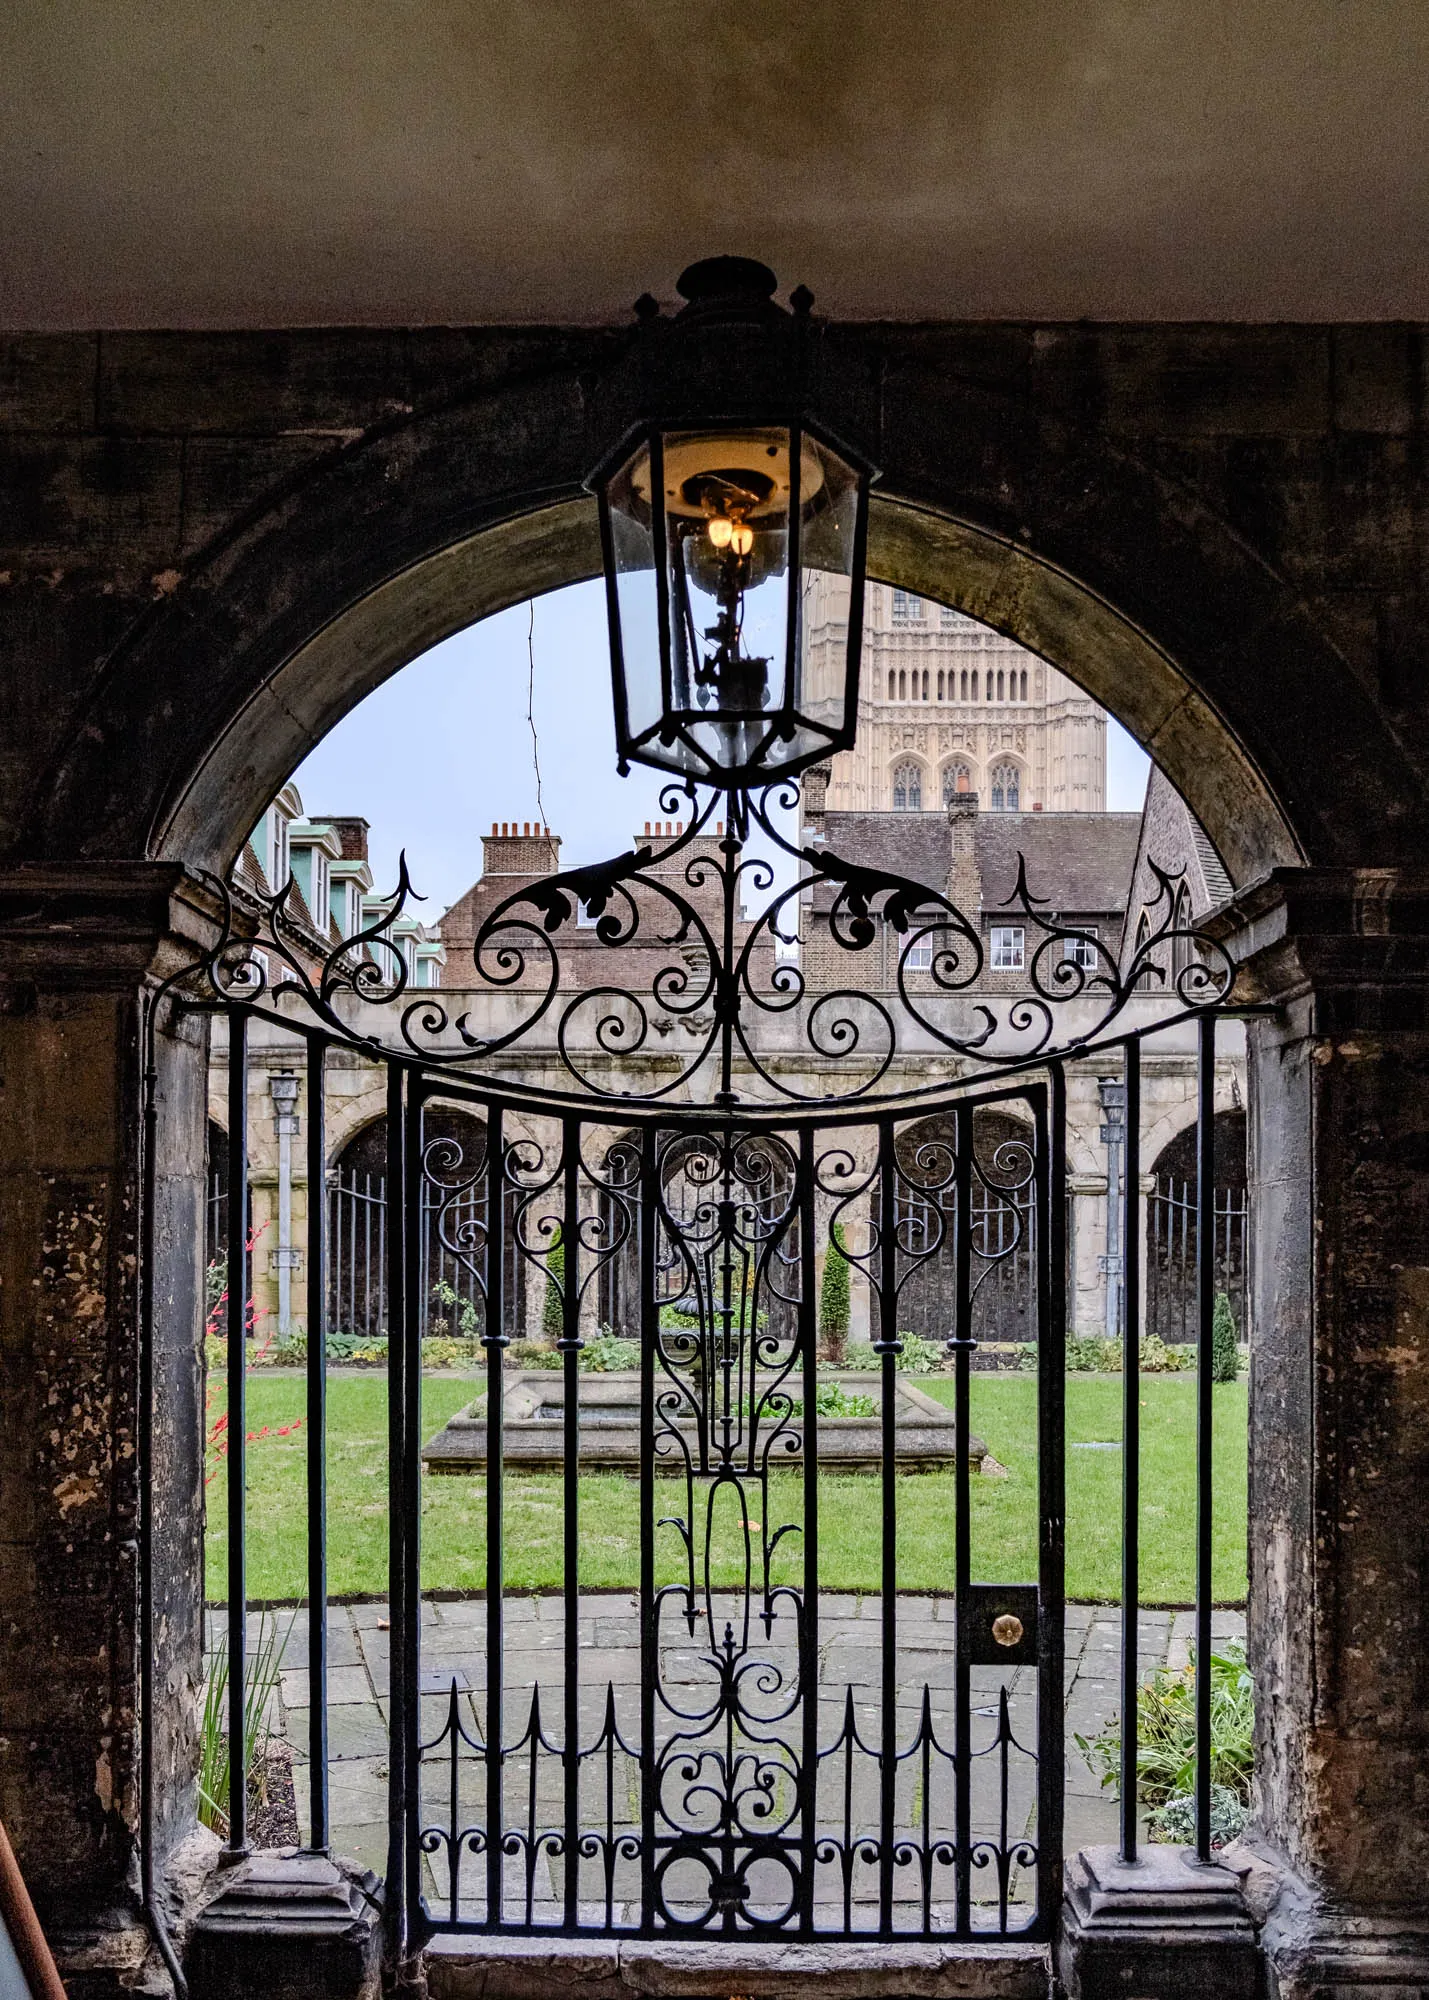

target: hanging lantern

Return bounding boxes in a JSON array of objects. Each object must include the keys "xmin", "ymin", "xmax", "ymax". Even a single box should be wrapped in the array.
[{"xmin": 590, "ymin": 258, "xmax": 875, "ymax": 791}]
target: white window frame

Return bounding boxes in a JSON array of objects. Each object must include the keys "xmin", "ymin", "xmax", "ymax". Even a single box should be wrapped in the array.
[
  {"xmin": 267, "ymin": 811, "xmax": 290, "ymax": 891},
  {"xmin": 1063, "ymin": 928, "xmax": 1099, "ymax": 971},
  {"xmin": 904, "ymin": 936, "xmax": 935, "ymax": 972},
  {"xmin": 990, "ymin": 925, "xmax": 1025, "ymax": 971},
  {"xmin": 891, "ymin": 589, "xmax": 923, "ymax": 624}
]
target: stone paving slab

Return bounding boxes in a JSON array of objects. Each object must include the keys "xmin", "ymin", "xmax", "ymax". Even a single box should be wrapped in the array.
[{"xmin": 216, "ymin": 1593, "xmax": 1245, "ymax": 1918}]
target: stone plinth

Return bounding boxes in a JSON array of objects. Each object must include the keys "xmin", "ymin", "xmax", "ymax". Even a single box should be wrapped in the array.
[
  {"xmin": 422, "ymin": 1369, "xmax": 985, "ymax": 1473},
  {"xmin": 1057, "ymin": 1844, "xmax": 1258, "ymax": 2000},
  {"xmin": 186, "ymin": 1851, "xmax": 382, "ymax": 2000}
]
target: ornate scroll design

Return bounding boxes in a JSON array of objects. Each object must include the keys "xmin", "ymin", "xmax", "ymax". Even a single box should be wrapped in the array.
[{"xmin": 172, "ymin": 782, "xmax": 1235, "ymax": 1113}]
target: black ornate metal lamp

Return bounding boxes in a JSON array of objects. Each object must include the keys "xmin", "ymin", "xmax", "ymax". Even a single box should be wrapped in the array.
[{"xmin": 589, "ymin": 257, "xmax": 875, "ymax": 791}]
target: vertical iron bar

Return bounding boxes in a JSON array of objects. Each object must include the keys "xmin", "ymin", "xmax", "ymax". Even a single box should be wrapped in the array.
[
  {"xmin": 877, "ymin": 1120, "xmax": 898, "ymax": 1935},
  {"xmin": 561, "ymin": 1118, "xmax": 582, "ymax": 1927},
  {"xmin": 952, "ymin": 1103, "xmax": 973, "ymax": 1934},
  {"xmin": 403, "ymin": 1084, "xmax": 426, "ymax": 1936},
  {"xmin": 1195, "ymin": 1016, "xmax": 1217, "ymax": 1863},
  {"xmin": 305, "ymin": 1037, "xmax": 329, "ymax": 1853},
  {"xmin": 225, "ymin": 1009, "xmax": 249, "ymax": 1854},
  {"xmin": 638, "ymin": 1126, "xmax": 657, "ymax": 1932},
  {"xmin": 484, "ymin": 1107, "xmax": 506, "ymax": 1927},
  {"xmin": 798, "ymin": 1127, "xmax": 819, "ymax": 1935},
  {"xmin": 1037, "ymin": 1075, "xmax": 1066, "ymax": 1933},
  {"xmin": 384, "ymin": 1066, "xmax": 409, "ymax": 1949},
  {"xmin": 1119, "ymin": 1042, "xmax": 1141, "ymax": 1864}
]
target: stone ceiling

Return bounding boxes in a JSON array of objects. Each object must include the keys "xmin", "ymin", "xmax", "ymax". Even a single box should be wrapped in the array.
[{"xmin": 3, "ymin": 0, "xmax": 1428, "ymax": 327}]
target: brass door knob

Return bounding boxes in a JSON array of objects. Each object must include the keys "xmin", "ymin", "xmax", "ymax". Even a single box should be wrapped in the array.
[{"xmin": 991, "ymin": 1613, "xmax": 1024, "ymax": 1648}]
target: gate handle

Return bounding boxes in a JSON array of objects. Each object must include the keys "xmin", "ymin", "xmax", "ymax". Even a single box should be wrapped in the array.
[{"xmin": 991, "ymin": 1613, "xmax": 1024, "ymax": 1648}]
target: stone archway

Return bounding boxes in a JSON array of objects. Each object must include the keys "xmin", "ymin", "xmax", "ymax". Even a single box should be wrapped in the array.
[
  {"xmin": 7, "ymin": 326, "xmax": 1428, "ymax": 1964},
  {"xmin": 28, "ymin": 338, "xmax": 1415, "ymax": 888}
]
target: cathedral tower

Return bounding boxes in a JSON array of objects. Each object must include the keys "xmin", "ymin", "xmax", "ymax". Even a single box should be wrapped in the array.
[{"xmin": 802, "ymin": 577, "xmax": 1106, "ymax": 812}]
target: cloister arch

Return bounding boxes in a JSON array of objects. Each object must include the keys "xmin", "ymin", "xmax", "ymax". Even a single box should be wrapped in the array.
[
  {"xmin": 31, "ymin": 337, "xmax": 1424, "ymax": 891},
  {"xmin": 7, "ymin": 325, "xmax": 1429, "ymax": 1960}
]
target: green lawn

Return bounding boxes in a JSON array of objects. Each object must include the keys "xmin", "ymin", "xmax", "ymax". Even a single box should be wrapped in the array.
[{"xmin": 208, "ymin": 1372, "xmax": 1247, "ymax": 1606}]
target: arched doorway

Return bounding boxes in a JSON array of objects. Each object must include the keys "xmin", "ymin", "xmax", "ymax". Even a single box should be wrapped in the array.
[
  {"xmin": 895, "ymin": 1109, "xmax": 1037, "ymax": 1347},
  {"xmin": 1145, "ymin": 1109, "xmax": 1248, "ymax": 1347},
  {"xmin": 329, "ymin": 1105, "xmax": 499, "ymax": 1344}
]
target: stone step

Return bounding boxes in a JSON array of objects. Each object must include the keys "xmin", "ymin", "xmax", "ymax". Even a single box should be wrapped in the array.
[{"xmin": 425, "ymin": 1933, "xmax": 1050, "ymax": 2000}]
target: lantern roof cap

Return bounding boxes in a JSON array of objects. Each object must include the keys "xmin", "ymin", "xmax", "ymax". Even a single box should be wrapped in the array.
[{"xmin": 672, "ymin": 255, "xmax": 788, "ymax": 323}]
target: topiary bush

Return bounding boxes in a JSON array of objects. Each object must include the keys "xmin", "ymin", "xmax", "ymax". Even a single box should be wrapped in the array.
[
  {"xmin": 819, "ymin": 1227, "xmax": 851, "ymax": 1364},
  {"xmin": 541, "ymin": 1237, "xmax": 565, "ymax": 1343},
  {"xmin": 1211, "ymin": 1291, "xmax": 1240, "ymax": 1382}
]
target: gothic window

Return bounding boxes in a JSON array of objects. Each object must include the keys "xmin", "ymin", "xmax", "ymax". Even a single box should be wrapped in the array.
[
  {"xmin": 937, "ymin": 669, "xmax": 945, "ymax": 701},
  {"xmin": 971, "ymin": 669, "xmax": 979, "ymax": 701},
  {"xmin": 922, "ymin": 669, "xmax": 930, "ymax": 700},
  {"xmin": 996, "ymin": 668, "xmax": 1005, "ymax": 701},
  {"xmin": 887, "ymin": 669, "xmax": 896, "ymax": 700},
  {"xmin": 1020, "ymin": 668, "xmax": 1028, "ymax": 700},
  {"xmin": 1172, "ymin": 886, "xmax": 1195, "ymax": 979},
  {"xmin": 1134, "ymin": 911, "xmax": 1155, "ymax": 988},
  {"xmin": 942, "ymin": 761, "xmax": 972, "ymax": 803},
  {"xmin": 960, "ymin": 668, "xmax": 968, "ymax": 700},
  {"xmin": 898, "ymin": 668, "xmax": 907, "ymax": 700},
  {"xmin": 892, "ymin": 589, "xmax": 923, "ymax": 624},
  {"xmin": 892, "ymin": 761, "xmax": 923, "ymax": 811},
  {"xmin": 990, "ymin": 762, "xmax": 1020, "ymax": 811}
]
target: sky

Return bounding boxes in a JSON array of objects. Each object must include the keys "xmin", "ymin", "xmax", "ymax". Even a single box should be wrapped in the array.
[{"xmin": 291, "ymin": 580, "xmax": 1152, "ymax": 920}]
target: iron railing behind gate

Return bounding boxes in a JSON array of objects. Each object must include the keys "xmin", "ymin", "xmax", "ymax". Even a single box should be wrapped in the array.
[{"xmin": 1147, "ymin": 1177, "xmax": 1247, "ymax": 1346}]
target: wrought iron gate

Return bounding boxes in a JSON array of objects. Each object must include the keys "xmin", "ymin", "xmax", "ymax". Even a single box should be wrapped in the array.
[
  {"xmin": 400, "ymin": 1078, "xmax": 1064, "ymax": 1938},
  {"xmin": 147, "ymin": 791, "xmax": 1245, "ymax": 1957}
]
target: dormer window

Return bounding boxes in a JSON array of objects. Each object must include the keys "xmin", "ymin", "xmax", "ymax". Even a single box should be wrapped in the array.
[{"xmin": 267, "ymin": 809, "xmax": 291, "ymax": 891}]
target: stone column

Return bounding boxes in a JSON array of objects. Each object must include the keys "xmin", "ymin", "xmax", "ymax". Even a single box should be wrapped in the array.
[
  {"xmin": 1220, "ymin": 868, "xmax": 1429, "ymax": 1993},
  {"xmin": 1061, "ymin": 865, "xmax": 1429, "ymax": 1996},
  {"xmin": 0, "ymin": 865, "xmax": 218, "ymax": 1984}
]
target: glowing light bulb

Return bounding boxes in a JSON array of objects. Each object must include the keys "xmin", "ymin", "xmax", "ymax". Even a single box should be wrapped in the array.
[
  {"xmin": 707, "ymin": 515, "xmax": 734, "ymax": 549},
  {"xmin": 729, "ymin": 521, "xmax": 754, "ymax": 556}
]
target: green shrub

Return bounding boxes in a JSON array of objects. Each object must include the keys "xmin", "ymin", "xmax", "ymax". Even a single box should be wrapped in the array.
[
  {"xmin": 431, "ymin": 1279, "xmax": 480, "ymax": 1340},
  {"xmin": 1064, "ymin": 1334, "xmax": 1192, "ymax": 1374},
  {"xmin": 841, "ymin": 1332, "xmax": 944, "ymax": 1374},
  {"xmin": 803, "ymin": 1381, "xmax": 876, "ymax": 1419},
  {"xmin": 819, "ymin": 1228, "xmax": 852, "ymax": 1365},
  {"xmin": 581, "ymin": 1331, "xmax": 640, "ymax": 1373},
  {"xmin": 659, "ymin": 1305, "xmax": 699, "ymax": 1332},
  {"xmin": 1212, "ymin": 1292, "xmax": 1240, "ymax": 1383},
  {"xmin": 505, "ymin": 1338, "xmax": 562, "ymax": 1369},
  {"xmin": 1075, "ymin": 1639, "xmax": 1254, "ymax": 1848},
  {"xmin": 198, "ymin": 1610, "xmax": 292, "ymax": 1838}
]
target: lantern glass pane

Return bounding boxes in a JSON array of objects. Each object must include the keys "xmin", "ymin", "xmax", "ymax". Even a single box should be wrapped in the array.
[
  {"xmin": 658, "ymin": 425, "xmax": 792, "ymax": 778},
  {"xmin": 793, "ymin": 434, "xmax": 862, "ymax": 747},
  {"xmin": 603, "ymin": 439, "xmax": 665, "ymax": 752},
  {"xmin": 599, "ymin": 422, "xmax": 868, "ymax": 785}
]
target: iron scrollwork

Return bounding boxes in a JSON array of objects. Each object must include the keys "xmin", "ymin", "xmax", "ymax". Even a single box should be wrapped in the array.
[{"xmin": 172, "ymin": 780, "xmax": 1235, "ymax": 1114}]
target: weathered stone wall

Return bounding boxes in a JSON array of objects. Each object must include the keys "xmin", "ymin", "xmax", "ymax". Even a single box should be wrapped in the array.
[{"xmin": 2, "ymin": 323, "xmax": 1429, "ymax": 1972}]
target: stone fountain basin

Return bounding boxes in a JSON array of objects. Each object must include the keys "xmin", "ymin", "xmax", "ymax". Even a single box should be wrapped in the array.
[{"xmin": 422, "ymin": 1369, "xmax": 985, "ymax": 1474}]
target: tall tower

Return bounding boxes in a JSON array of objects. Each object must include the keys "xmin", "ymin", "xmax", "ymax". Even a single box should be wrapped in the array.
[{"xmin": 802, "ymin": 577, "xmax": 1106, "ymax": 812}]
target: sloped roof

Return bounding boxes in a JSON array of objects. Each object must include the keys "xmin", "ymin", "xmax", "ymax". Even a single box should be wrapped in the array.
[
  {"xmin": 976, "ymin": 813, "xmax": 1143, "ymax": 916},
  {"xmin": 812, "ymin": 811, "xmax": 1142, "ymax": 916}
]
